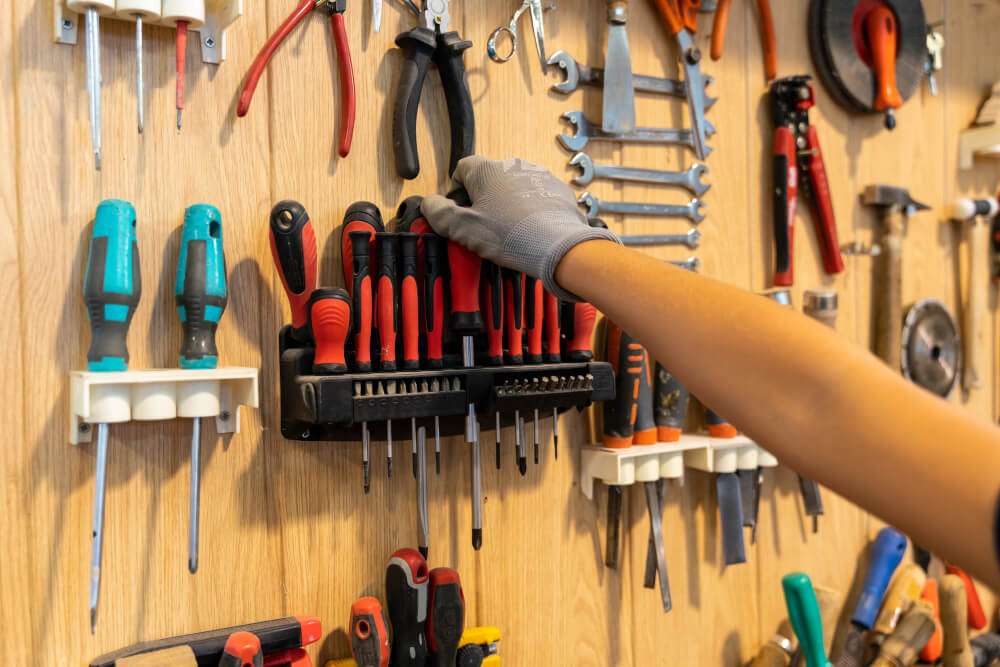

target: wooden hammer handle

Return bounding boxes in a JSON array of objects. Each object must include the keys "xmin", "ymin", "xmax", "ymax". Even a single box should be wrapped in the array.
[
  {"xmin": 876, "ymin": 209, "xmax": 905, "ymax": 371},
  {"xmin": 963, "ymin": 219, "xmax": 988, "ymax": 391}
]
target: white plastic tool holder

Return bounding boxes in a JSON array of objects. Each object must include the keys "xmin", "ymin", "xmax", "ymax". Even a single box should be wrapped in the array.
[
  {"xmin": 55, "ymin": 0, "xmax": 243, "ymax": 64},
  {"xmin": 579, "ymin": 434, "xmax": 760, "ymax": 499},
  {"xmin": 69, "ymin": 367, "xmax": 259, "ymax": 445}
]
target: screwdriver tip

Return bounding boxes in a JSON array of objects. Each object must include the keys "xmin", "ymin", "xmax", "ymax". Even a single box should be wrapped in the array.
[
  {"xmin": 176, "ymin": 109, "xmax": 183, "ymax": 131},
  {"xmin": 387, "ymin": 460, "xmax": 392, "ymax": 479},
  {"xmin": 434, "ymin": 453, "xmax": 440, "ymax": 476},
  {"xmin": 534, "ymin": 444, "xmax": 539, "ymax": 465},
  {"xmin": 94, "ymin": 152, "xmax": 102, "ymax": 172},
  {"xmin": 472, "ymin": 529, "xmax": 482, "ymax": 551},
  {"xmin": 412, "ymin": 453, "xmax": 418, "ymax": 479},
  {"xmin": 90, "ymin": 608, "xmax": 97, "ymax": 634},
  {"xmin": 419, "ymin": 546, "xmax": 428, "ymax": 559},
  {"xmin": 188, "ymin": 557, "xmax": 198, "ymax": 574},
  {"xmin": 518, "ymin": 457, "xmax": 527, "ymax": 476},
  {"xmin": 812, "ymin": 516, "xmax": 819, "ymax": 534}
]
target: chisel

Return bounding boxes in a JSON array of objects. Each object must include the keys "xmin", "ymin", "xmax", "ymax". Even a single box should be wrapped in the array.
[
  {"xmin": 427, "ymin": 568, "xmax": 465, "ymax": 667},
  {"xmin": 871, "ymin": 563, "xmax": 927, "ymax": 641},
  {"xmin": 386, "ymin": 548, "xmax": 429, "ymax": 667},
  {"xmin": 349, "ymin": 596, "xmax": 391, "ymax": 667},
  {"xmin": 704, "ymin": 407, "xmax": 746, "ymax": 565},
  {"xmin": 175, "ymin": 204, "xmax": 228, "ymax": 575},
  {"xmin": 84, "ymin": 199, "xmax": 142, "ymax": 633},
  {"xmin": 836, "ymin": 527, "xmax": 907, "ymax": 667}
]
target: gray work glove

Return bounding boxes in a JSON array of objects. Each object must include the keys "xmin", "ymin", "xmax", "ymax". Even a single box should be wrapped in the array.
[{"xmin": 421, "ymin": 156, "xmax": 619, "ymax": 302}]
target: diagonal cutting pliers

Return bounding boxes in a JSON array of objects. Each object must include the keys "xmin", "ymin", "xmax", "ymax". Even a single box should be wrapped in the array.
[
  {"xmin": 393, "ymin": 0, "xmax": 476, "ymax": 180},
  {"xmin": 237, "ymin": 0, "xmax": 356, "ymax": 158}
]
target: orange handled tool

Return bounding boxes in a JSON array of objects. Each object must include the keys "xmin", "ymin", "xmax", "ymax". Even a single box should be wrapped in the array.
[
  {"xmin": 349, "ymin": 596, "xmax": 390, "ymax": 667},
  {"xmin": 865, "ymin": 3, "xmax": 903, "ymax": 129},
  {"xmin": 919, "ymin": 579, "xmax": 943, "ymax": 663},
  {"xmin": 944, "ymin": 563, "xmax": 988, "ymax": 630},
  {"xmin": 711, "ymin": 0, "xmax": 777, "ymax": 80},
  {"xmin": 219, "ymin": 631, "xmax": 263, "ymax": 667}
]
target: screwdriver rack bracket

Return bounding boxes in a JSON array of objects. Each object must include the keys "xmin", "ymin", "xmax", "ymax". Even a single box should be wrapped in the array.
[
  {"xmin": 579, "ymin": 434, "xmax": 769, "ymax": 499},
  {"xmin": 54, "ymin": 0, "xmax": 244, "ymax": 64},
  {"xmin": 278, "ymin": 337, "xmax": 615, "ymax": 442},
  {"xmin": 69, "ymin": 367, "xmax": 259, "ymax": 445}
]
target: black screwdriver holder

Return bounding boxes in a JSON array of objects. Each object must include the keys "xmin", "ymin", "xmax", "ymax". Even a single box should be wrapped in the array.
[{"xmin": 278, "ymin": 326, "xmax": 615, "ymax": 442}]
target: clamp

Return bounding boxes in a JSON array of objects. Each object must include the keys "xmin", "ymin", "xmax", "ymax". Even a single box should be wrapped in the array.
[
  {"xmin": 237, "ymin": 0, "xmax": 355, "ymax": 158},
  {"xmin": 393, "ymin": 0, "xmax": 475, "ymax": 179},
  {"xmin": 770, "ymin": 75, "xmax": 844, "ymax": 286}
]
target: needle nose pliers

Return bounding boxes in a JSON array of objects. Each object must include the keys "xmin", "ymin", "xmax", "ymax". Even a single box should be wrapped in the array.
[
  {"xmin": 237, "ymin": 0, "xmax": 356, "ymax": 158},
  {"xmin": 393, "ymin": 0, "xmax": 476, "ymax": 180}
]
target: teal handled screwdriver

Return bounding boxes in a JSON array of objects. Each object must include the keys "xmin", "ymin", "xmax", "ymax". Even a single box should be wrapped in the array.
[
  {"xmin": 175, "ymin": 204, "xmax": 228, "ymax": 575},
  {"xmin": 782, "ymin": 572, "xmax": 831, "ymax": 667},
  {"xmin": 84, "ymin": 199, "xmax": 141, "ymax": 633}
]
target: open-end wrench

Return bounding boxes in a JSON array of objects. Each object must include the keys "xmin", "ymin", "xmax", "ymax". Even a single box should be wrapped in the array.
[
  {"xmin": 559, "ymin": 111, "xmax": 714, "ymax": 154},
  {"xmin": 569, "ymin": 153, "xmax": 710, "ymax": 196},
  {"xmin": 547, "ymin": 50, "xmax": 717, "ymax": 110},
  {"xmin": 620, "ymin": 228, "xmax": 701, "ymax": 248},
  {"xmin": 579, "ymin": 192, "xmax": 706, "ymax": 223},
  {"xmin": 670, "ymin": 257, "xmax": 701, "ymax": 271}
]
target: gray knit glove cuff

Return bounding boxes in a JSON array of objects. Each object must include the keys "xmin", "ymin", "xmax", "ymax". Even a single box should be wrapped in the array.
[{"xmin": 421, "ymin": 156, "xmax": 620, "ymax": 302}]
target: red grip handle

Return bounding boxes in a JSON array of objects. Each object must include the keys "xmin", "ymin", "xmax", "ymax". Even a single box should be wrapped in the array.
[
  {"xmin": 945, "ymin": 564, "xmax": 988, "ymax": 629},
  {"xmin": 525, "ymin": 276, "xmax": 544, "ymax": 363},
  {"xmin": 269, "ymin": 201, "xmax": 318, "ymax": 337},
  {"xmin": 423, "ymin": 234, "xmax": 447, "ymax": 368},
  {"xmin": 772, "ymin": 125, "xmax": 798, "ymax": 287},
  {"xmin": 543, "ymin": 291, "xmax": 561, "ymax": 362},
  {"xmin": 309, "ymin": 289, "xmax": 351, "ymax": 374},
  {"xmin": 919, "ymin": 579, "xmax": 943, "ymax": 663},
  {"xmin": 804, "ymin": 126, "xmax": 844, "ymax": 276},
  {"xmin": 329, "ymin": 12, "xmax": 355, "ymax": 158},
  {"xmin": 237, "ymin": 0, "xmax": 315, "ymax": 117},
  {"xmin": 376, "ymin": 233, "xmax": 399, "ymax": 370},
  {"xmin": 401, "ymin": 276, "xmax": 420, "ymax": 368},
  {"xmin": 865, "ymin": 4, "xmax": 903, "ymax": 112},
  {"xmin": 447, "ymin": 242, "xmax": 482, "ymax": 334},
  {"xmin": 566, "ymin": 302, "xmax": 597, "ymax": 361},
  {"xmin": 503, "ymin": 271, "xmax": 525, "ymax": 364},
  {"xmin": 221, "ymin": 631, "xmax": 262, "ymax": 667},
  {"xmin": 482, "ymin": 263, "xmax": 504, "ymax": 365}
]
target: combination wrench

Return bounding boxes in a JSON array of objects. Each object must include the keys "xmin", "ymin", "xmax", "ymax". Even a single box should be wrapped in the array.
[
  {"xmin": 569, "ymin": 153, "xmax": 710, "ymax": 196},
  {"xmin": 619, "ymin": 229, "xmax": 701, "ymax": 249},
  {"xmin": 579, "ymin": 192, "xmax": 706, "ymax": 224},
  {"xmin": 559, "ymin": 111, "xmax": 715, "ymax": 155}
]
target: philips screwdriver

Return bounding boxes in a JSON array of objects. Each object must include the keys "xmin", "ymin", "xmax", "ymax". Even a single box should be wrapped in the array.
[
  {"xmin": 386, "ymin": 548, "xmax": 429, "ymax": 667},
  {"xmin": 376, "ymin": 232, "xmax": 400, "ymax": 477},
  {"xmin": 502, "ymin": 269, "xmax": 525, "ymax": 470},
  {"xmin": 175, "ymin": 204, "xmax": 228, "ymax": 575},
  {"xmin": 84, "ymin": 199, "xmax": 141, "ymax": 633},
  {"xmin": 269, "ymin": 201, "xmax": 318, "ymax": 346},
  {"xmin": 446, "ymin": 188, "xmax": 485, "ymax": 550}
]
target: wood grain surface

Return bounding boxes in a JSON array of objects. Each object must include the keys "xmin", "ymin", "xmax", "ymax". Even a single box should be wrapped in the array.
[{"xmin": 1, "ymin": 1, "xmax": 997, "ymax": 665}]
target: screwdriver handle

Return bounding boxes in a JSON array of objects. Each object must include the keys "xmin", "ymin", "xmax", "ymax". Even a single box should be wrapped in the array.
[
  {"xmin": 426, "ymin": 568, "xmax": 465, "ymax": 667},
  {"xmin": 399, "ymin": 232, "xmax": 421, "ymax": 370},
  {"xmin": 85, "ymin": 199, "xmax": 141, "ymax": 372},
  {"xmin": 654, "ymin": 363, "xmax": 690, "ymax": 442},
  {"xmin": 524, "ymin": 276, "xmax": 544, "ymax": 363},
  {"xmin": 873, "ymin": 563, "xmax": 926, "ymax": 636},
  {"xmin": 269, "ymin": 200, "xmax": 318, "ymax": 343},
  {"xmin": 446, "ymin": 189, "xmax": 482, "ymax": 334},
  {"xmin": 944, "ymin": 563, "xmax": 988, "ymax": 630},
  {"xmin": 349, "ymin": 596, "xmax": 391, "ymax": 667},
  {"xmin": 705, "ymin": 407, "xmax": 738, "ymax": 438},
  {"xmin": 481, "ymin": 262, "xmax": 504, "ymax": 365},
  {"xmin": 503, "ymin": 270, "xmax": 525, "ymax": 364},
  {"xmin": 782, "ymin": 573, "xmax": 831, "ymax": 667},
  {"xmin": 308, "ymin": 288, "xmax": 351, "ymax": 374},
  {"xmin": 219, "ymin": 631, "xmax": 263, "ymax": 667},
  {"xmin": 634, "ymin": 343, "xmax": 656, "ymax": 444},
  {"xmin": 562, "ymin": 302, "xmax": 596, "ymax": 362},
  {"xmin": 919, "ymin": 579, "xmax": 943, "ymax": 664},
  {"xmin": 852, "ymin": 526, "xmax": 907, "ymax": 628},
  {"xmin": 422, "ymin": 233, "xmax": 447, "ymax": 368},
  {"xmin": 376, "ymin": 233, "xmax": 400, "ymax": 370},
  {"xmin": 176, "ymin": 204, "xmax": 227, "ymax": 369},
  {"xmin": 543, "ymin": 291, "xmax": 561, "ymax": 362},
  {"xmin": 341, "ymin": 202, "xmax": 384, "ymax": 372},
  {"xmin": 602, "ymin": 319, "xmax": 641, "ymax": 448},
  {"xmin": 386, "ymin": 548, "xmax": 429, "ymax": 667}
]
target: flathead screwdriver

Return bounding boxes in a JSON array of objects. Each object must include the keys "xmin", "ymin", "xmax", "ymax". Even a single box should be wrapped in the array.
[
  {"xmin": 69, "ymin": 0, "xmax": 113, "ymax": 168},
  {"xmin": 175, "ymin": 204, "xmax": 228, "ymax": 575},
  {"xmin": 84, "ymin": 199, "xmax": 142, "ymax": 632}
]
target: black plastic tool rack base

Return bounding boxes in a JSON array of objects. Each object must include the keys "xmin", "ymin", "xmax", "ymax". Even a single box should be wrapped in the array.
[{"xmin": 278, "ymin": 327, "xmax": 616, "ymax": 442}]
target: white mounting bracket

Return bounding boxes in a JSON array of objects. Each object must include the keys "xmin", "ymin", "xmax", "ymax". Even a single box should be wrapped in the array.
[
  {"xmin": 54, "ymin": 0, "xmax": 243, "ymax": 64},
  {"xmin": 69, "ymin": 367, "xmax": 259, "ymax": 445},
  {"xmin": 579, "ymin": 434, "xmax": 763, "ymax": 499}
]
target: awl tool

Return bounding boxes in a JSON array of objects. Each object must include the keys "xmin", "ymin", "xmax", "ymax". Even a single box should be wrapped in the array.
[
  {"xmin": 84, "ymin": 199, "xmax": 141, "ymax": 633},
  {"xmin": 602, "ymin": 1, "xmax": 636, "ymax": 133},
  {"xmin": 175, "ymin": 204, "xmax": 228, "ymax": 575}
]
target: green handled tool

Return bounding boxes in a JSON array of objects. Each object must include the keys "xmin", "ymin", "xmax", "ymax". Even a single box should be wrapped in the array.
[
  {"xmin": 175, "ymin": 204, "xmax": 228, "ymax": 574},
  {"xmin": 782, "ymin": 572, "xmax": 831, "ymax": 667},
  {"xmin": 84, "ymin": 199, "xmax": 141, "ymax": 633}
]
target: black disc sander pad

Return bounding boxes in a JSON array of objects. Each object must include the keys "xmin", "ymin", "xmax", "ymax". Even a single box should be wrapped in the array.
[{"xmin": 808, "ymin": 0, "xmax": 927, "ymax": 113}]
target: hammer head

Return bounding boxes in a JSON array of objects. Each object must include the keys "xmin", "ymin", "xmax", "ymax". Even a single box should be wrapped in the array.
[{"xmin": 862, "ymin": 185, "xmax": 930, "ymax": 215}]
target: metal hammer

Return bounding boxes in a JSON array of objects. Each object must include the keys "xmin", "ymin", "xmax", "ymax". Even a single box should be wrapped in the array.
[
  {"xmin": 950, "ymin": 197, "xmax": 998, "ymax": 392},
  {"xmin": 861, "ymin": 185, "xmax": 930, "ymax": 372}
]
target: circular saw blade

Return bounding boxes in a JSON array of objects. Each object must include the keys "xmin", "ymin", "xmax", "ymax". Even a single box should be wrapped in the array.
[
  {"xmin": 900, "ymin": 299, "xmax": 960, "ymax": 397},
  {"xmin": 808, "ymin": 0, "xmax": 927, "ymax": 114}
]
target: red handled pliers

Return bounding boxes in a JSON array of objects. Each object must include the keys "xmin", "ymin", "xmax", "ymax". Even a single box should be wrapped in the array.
[{"xmin": 238, "ymin": 0, "xmax": 356, "ymax": 158}]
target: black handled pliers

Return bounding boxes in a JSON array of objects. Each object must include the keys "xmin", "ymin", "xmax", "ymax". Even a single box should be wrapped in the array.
[{"xmin": 393, "ymin": 0, "xmax": 476, "ymax": 180}]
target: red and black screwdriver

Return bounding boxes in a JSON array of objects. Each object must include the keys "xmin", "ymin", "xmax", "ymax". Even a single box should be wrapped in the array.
[
  {"xmin": 426, "ymin": 568, "xmax": 465, "ymax": 667},
  {"xmin": 481, "ymin": 259, "xmax": 504, "ymax": 471},
  {"xmin": 559, "ymin": 300, "xmax": 597, "ymax": 459},
  {"xmin": 376, "ymin": 231, "xmax": 400, "ymax": 478},
  {"xmin": 386, "ymin": 548, "xmax": 429, "ymax": 666},
  {"xmin": 398, "ymin": 230, "xmax": 422, "ymax": 479},
  {"xmin": 501, "ymin": 269, "xmax": 526, "ymax": 470},
  {"xmin": 541, "ymin": 289, "xmax": 561, "ymax": 463},
  {"xmin": 269, "ymin": 201, "xmax": 318, "ymax": 345}
]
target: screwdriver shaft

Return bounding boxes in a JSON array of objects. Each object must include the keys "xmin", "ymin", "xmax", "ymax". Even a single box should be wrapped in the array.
[
  {"xmin": 134, "ymin": 14, "xmax": 144, "ymax": 134},
  {"xmin": 433, "ymin": 416, "xmax": 441, "ymax": 475},
  {"xmin": 411, "ymin": 418, "xmax": 418, "ymax": 479},
  {"xmin": 188, "ymin": 417, "xmax": 201, "ymax": 574},
  {"xmin": 462, "ymin": 335, "xmax": 482, "ymax": 550},
  {"xmin": 533, "ymin": 408, "xmax": 540, "ymax": 465},
  {"xmin": 552, "ymin": 407, "xmax": 559, "ymax": 459},
  {"xmin": 386, "ymin": 419, "xmax": 393, "ymax": 478},
  {"xmin": 89, "ymin": 422, "xmax": 109, "ymax": 633},
  {"xmin": 515, "ymin": 410, "xmax": 526, "ymax": 475},
  {"xmin": 417, "ymin": 427, "xmax": 429, "ymax": 558},
  {"xmin": 495, "ymin": 412, "xmax": 501, "ymax": 470},
  {"xmin": 84, "ymin": 8, "xmax": 102, "ymax": 170},
  {"xmin": 362, "ymin": 421, "xmax": 371, "ymax": 493}
]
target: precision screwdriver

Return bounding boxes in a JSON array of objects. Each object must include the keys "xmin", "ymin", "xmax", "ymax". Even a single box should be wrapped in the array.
[
  {"xmin": 84, "ymin": 199, "xmax": 142, "ymax": 633},
  {"xmin": 269, "ymin": 201, "xmax": 318, "ymax": 346},
  {"xmin": 117, "ymin": 1, "xmax": 159, "ymax": 133},
  {"xmin": 68, "ymin": 0, "xmax": 113, "ymax": 169},
  {"xmin": 163, "ymin": 1, "xmax": 205, "ymax": 130},
  {"xmin": 537, "ymin": 290, "xmax": 562, "ymax": 464},
  {"xmin": 175, "ymin": 204, "xmax": 228, "ymax": 575},
  {"xmin": 376, "ymin": 232, "xmax": 400, "ymax": 477},
  {"xmin": 502, "ymin": 269, "xmax": 526, "ymax": 470},
  {"xmin": 446, "ymin": 188, "xmax": 485, "ymax": 550},
  {"xmin": 520, "ymin": 275, "xmax": 544, "ymax": 474}
]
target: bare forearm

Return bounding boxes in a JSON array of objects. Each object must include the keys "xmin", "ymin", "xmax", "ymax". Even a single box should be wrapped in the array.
[{"xmin": 557, "ymin": 241, "xmax": 1000, "ymax": 587}]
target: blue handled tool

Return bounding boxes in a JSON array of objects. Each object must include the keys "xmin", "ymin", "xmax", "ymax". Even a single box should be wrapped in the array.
[
  {"xmin": 84, "ymin": 199, "xmax": 141, "ymax": 633},
  {"xmin": 837, "ymin": 526, "xmax": 907, "ymax": 666},
  {"xmin": 782, "ymin": 572, "xmax": 831, "ymax": 667},
  {"xmin": 176, "ymin": 204, "xmax": 227, "ymax": 574}
]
